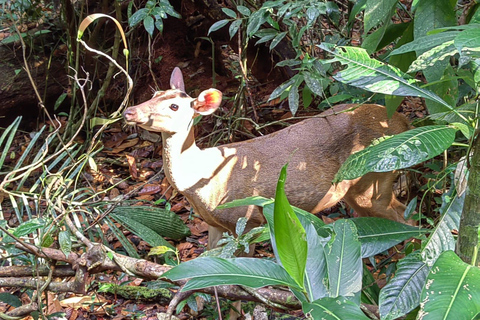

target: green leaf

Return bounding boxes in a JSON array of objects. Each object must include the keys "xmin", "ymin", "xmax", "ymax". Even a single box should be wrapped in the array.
[
  {"xmin": 254, "ymin": 28, "xmax": 278, "ymax": 45},
  {"xmin": 0, "ymin": 117, "xmax": 21, "ymax": 171},
  {"xmin": 269, "ymin": 31, "xmax": 287, "ymax": 50},
  {"xmin": 0, "ymin": 293, "xmax": 22, "ymax": 307},
  {"xmin": 334, "ymin": 125, "xmax": 457, "ymax": 182},
  {"xmin": 143, "ymin": 15, "xmax": 155, "ymax": 36},
  {"xmin": 59, "ymin": 230, "xmax": 72, "ymax": 257},
  {"xmin": 273, "ymin": 164, "xmax": 307, "ymax": 289},
  {"xmin": 162, "ymin": 2, "xmax": 181, "ymax": 19},
  {"xmin": 236, "ymin": 5, "xmax": 251, "ymax": 17},
  {"xmin": 163, "ymin": 257, "xmax": 300, "ymax": 291},
  {"xmin": 326, "ymin": 220, "xmax": 362, "ymax": 298},
  {"xmin": 389, "ymin": 31, "xmax": 458, "ymax": 56},
  {"xmin": 379, "ymin": 253, "xmax": 430, "ymax": 320},
  {"xmin": 303, "ymin": 297, "xmax": 370, "ymax": 320},
  {"xmin": 54, "ymin": 92, "xmax": 67, "ymax": 111},
  {"xmin": 303, "ymin": 71, "xmax": 329, "ymax": 96},
  {"xmin": 421, "ymin": 191, "xmax": 463, "ymax": 266},
  {"xmin": 407, "ymin": 40, "xmax": 456, "ymax": 73},
  {"xmin": 319, "ymin": 44, "xmax": 456, "ymax": 114},
  {"xmin": 217, "ymin": 196, "xmax": 274, "ymax": 209},
  {"xmin": 155, "ymin": 18, "xmax": 164, "ymax": 33},
  {"xmin": 13, "ymin": 218, "xmax": 44, "ymax": 237},
  {"xmin": 247, "ymin": 9, "xmax": 267, "ymax": 36},
  {"xmin": 364, "ymin": 0, "xmax": 398, "ymax": 33},
  {"xmin": 112, "ymin": 212, "xmax": 174, "ymax": 249},
  {"xmin": 268, "ymin": 78, "xmax": 295, "ymax": 101},
  {"xmin": 413, "ymin": 0, "xmax": 456, "ymax": 40},
  {"xmin": 129, "ymin": 8, "xmax": 149, "ymax": 27},
  {"xmin": 352, "ymin": 218, "xmax": 423, "ymax": 257},
  {"xmin": 454, "ymin": 28, "xmax": 480, "ymax": 65},
  {"xmin": 228, "ymin": 19, "xmax": 242, "ymax": 39},
  {"xmin": 419, "ymin": 251, "xmax": 480, "ymax": 319},
  {"xmin": 288, "ymin": 82, "xmax": 300, "ymax": 115},
  {"xmin": 222, "ymin": 7, "xmax": 237, "ymax": 19},
  {"xmin": 208, "ymin": 19, "xmax": 230, "ymax": 35},
  {"xmin": 304, "ymin": 223, "xmax": 328, "ymax": 301},
  {"xmin": 112, "ymin": 206, "xmax": 190, "ymax": 240}
]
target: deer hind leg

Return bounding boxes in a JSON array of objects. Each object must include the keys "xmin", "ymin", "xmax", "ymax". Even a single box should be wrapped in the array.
[
  {"xmin": 311, "ymin": 180, "xmax": 354, "ymax": 214},
  {"xmin": 343, "ymin": 172, "xmax": 407, "ymax": 223}
]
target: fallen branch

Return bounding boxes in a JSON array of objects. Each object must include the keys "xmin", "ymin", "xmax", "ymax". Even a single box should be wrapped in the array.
[{"xmin": 1, "ymin": 243, "xmax": 301, "ymax": 310}]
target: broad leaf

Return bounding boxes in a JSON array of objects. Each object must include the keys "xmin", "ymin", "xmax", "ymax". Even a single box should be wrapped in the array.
[
  {"xmin": 407, "ymin": 41, "xmax": 457, "ymax": 73},
  {"xmin": 319, "ymin": 44, "xmax": 457, "ymax": 114},
  {"xmin": 326, "ymin": 220, "xmax": 362, "ymax": 298},
  {"xmin": 208, "ymin": 19, "xmax": 229, "ymax": 35},
  {"xmin": 217, "ymin": 196, "xmax": 274, "ymax": 209},
  {"xmin": 303, "ymin": 71, "xmax": 329, "ymax": 96},
  {"xmin": 389, "ymin": 31, "xmax": 458, "ymax": 56},
  {"xmin": 143, "ymin": 15, "xmax": 154, "ymax": 36},
  {"xmin": 111, "ymin": 212, "xmax": 175, "ymax": 249},
  {"xmin": 13, "ymin": 218, "xmax": 45, "ymax": 237},
  {"xmin": 419, "ymin": 251, "xmax": 480, "ymax": 319},
  {"xmin": 273, "ymin": 164, "xmax": 307, "ymax": 288},
  {"xmin": 421, "ymin": 191, "xmax": 463, "ymax": 266},
  {"xmin": 364, "ymin": 0, "xmax": 397, "ymax": 33},
  {"xmin": 162, "ymin": 257, "xmax": 300, "ymax": 291},
  {"xmin": 334, "ymin": 125, "xmax": 457, "ymax": 182},
  {"xmin": 303, "ymin": 297, "xmax": 369, "ymax": 320},
  {"xmin": 229, "ymin": 19, "xmax": 242, "ymax": 39},
  {"xmin": 379, "ymin": 253, "xmax": 430, "ymax": 320},
  {"xmin": 222, "ymin": 8, "xmax": 236, "ymax": 19},
  {"xmin": 59, "ymin": 230, "xmax": 72, "ymax": 257},
  {"xmin": 268, "ymin": 78, "xmax": 295, "ymax": 101},
  {"xmin": 112, "ymin": 206, "xmax": 190, "ymax": 240},
  {"xmin": 413, "ymin": 0, "xmax": 457, "ymax": 41},
  {"xmin": 129, "ymin": 8, "xmax": 149, "ymax": 27},
  {"xmin": 304, "ymin": 223, "xmax": 328, "ymax": 301},
  {"xmin": 351, "ymin": 218, "xmax": 423, "ymax": 258}
]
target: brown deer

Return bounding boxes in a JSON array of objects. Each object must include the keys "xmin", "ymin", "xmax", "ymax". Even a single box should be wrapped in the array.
[{"xmin": 123, "ymin": 67, "xmax": 410, "ymax": 249}]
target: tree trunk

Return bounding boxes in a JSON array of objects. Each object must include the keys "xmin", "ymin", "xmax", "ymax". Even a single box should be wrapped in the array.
[{"xmin": 456, "ymin": 133, "xmax": 480, "ymax": 265}]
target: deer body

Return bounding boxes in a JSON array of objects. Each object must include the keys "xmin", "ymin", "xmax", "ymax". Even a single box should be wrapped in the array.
[{"xmin": 124, "ymin": 68, "xmax": 410, "ymax": 248}]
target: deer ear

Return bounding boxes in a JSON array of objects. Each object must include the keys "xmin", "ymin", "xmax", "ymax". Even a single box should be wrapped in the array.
[
  {"xmin": 192, "ymin": 89, "xmax": 222, "ymax": 115},
  {"xmin": 170, "ymin": 67, "xmax": 186, "ymax": 92}
]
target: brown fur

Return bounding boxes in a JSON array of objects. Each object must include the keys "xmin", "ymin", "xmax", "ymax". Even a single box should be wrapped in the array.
[{"xmin": 124, "ymin": 68, "xmax": 411, "ymax": 249}]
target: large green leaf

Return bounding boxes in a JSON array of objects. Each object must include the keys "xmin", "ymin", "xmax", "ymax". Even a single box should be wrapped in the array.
[
  {"xmin": 162, "ymin": 257, "xmax": 300, "ymax": 291},
  {"xmin": 273, "ymin": 164, "xmax": 307, "ymax": 289},
  {"xmin": 326, "ymin": 220, "xmax": 362, "ymax": 298},
  {"xmin": 334, "ymin": 125, "xmax": 457, "ymax": 182},
  {"xmin": 303, "ymin": 297, "xmax": 370, "ymax": 320},
  {"xmin": 111, "ymin": 212, "xmax": 175, "ymax": 249},
  {"xmin": 389, "ymin": 30, "xmax": 459, "ymax": 56},
  {"xmin": 319, "ymin": 44, "xmax": 456, "ymax": 114},
  {"xmin": 364, "ymin": 0, "xmax": 397, "ymax": 33},
  {"xmin": 217, "ymin": 196, "xmax": 274, "ymax": 209},
  {"xmin": 407, "ymin": 41, "xmax": 457, "ymax": 73},
  {"xmin": 421, "ymin": 191, "xmax": 463, "ymax": 266},
  {"xmin": 112, "ymin": 206, "xmax": 190, "ymax": 240},
  {"xmin": 351, "ymin": 218, "xmax": 423, "ymax": 258},
  {"xmin": 379, "ymin": 253, "xmax": 430, "ymax": 320},
  {"xmin": 304, "ymin": 223, "xmax": 328, "ymax": 301},
  {"xmin": 419, "ymin": 251, "xmax": 480, "ymax": 319},
  {"xmin": 454, "ymin": 28, "xmax": 480, "ymax": 67}
]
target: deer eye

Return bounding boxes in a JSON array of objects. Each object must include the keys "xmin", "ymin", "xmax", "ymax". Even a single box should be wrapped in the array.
[{"xmin": 170, "ymin": 104, "xmax": 179, "ymax": 111}]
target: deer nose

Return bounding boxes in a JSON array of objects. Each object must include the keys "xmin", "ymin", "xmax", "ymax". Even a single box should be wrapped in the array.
[{"xmin": 123, "ymin": 108, "xmax": 138, "ymax": 122}]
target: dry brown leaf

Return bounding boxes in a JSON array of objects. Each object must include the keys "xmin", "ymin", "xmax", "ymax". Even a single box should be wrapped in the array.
[
  {"xmin": 126, "ymin": 154, "xmax": 138, "ymax": 179},
  {"xmin": 138, "ymin": 183, "xmax": 162, "ymax": 195},
  {"xmin": 110, "ymin": 138, "xmax": 139, "ymax": 153},
  {"xmin": 60, "ymin": 295, "xmax": 107, "ymax": 309}
]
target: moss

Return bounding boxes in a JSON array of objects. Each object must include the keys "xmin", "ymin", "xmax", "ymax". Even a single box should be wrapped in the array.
[{"xmin": 103, "ymin": 284, "xmax": 172, "ymax": 304}]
